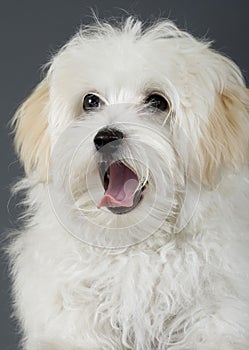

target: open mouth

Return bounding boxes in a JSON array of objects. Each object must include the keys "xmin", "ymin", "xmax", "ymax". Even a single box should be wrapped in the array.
[{"xmin": 97, "ymin": 161, "xmax": 145, "ymax": 214}]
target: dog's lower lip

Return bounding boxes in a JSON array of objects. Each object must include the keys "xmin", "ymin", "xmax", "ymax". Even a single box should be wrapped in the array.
[{"xmin": 108, "ymin": 189, "xmax": 143, "ymax": 214}]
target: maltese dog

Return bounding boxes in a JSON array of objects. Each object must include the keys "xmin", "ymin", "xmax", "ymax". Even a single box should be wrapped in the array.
[{"xmin": 9, "ymin": 18, "xmax": 249, "ymax": 349}]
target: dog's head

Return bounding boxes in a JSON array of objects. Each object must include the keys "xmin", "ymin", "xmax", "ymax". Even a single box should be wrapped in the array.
[{"xmin": 12, "ymin": 18, "xmax": 249, "ymax": 247}]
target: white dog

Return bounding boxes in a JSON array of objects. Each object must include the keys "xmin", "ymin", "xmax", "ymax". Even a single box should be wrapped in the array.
[{"xmin": 9, "ymin": 18, "xmax": 249, "ymax": 349}]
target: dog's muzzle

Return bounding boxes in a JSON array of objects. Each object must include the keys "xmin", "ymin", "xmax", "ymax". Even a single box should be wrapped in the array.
[{"xmin": 94, "ymin": 127, "xmax": 145, "ymax": 214}]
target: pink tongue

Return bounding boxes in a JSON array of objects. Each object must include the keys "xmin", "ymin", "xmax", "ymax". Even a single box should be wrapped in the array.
[{"xmin": 98, "ymin": 163, "xmax": 139, "ymax": 208}]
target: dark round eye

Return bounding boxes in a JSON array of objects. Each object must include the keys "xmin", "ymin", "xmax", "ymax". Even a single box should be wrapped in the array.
[
  {"xmin": 145, "ymin": 94, "xmax": 169, "ymax": 112},
  {"xmin": 83, "ymin": 94, "xmax": 103, "ymax": 111}
]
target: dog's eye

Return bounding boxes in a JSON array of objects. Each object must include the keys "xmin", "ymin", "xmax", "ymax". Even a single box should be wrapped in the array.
[
  {"xmin": 145, "ymin": 94, "xmax": 169, "ymax": 112},
  {"xmin": 83, "ymin": 94, "xmax": 103, "ymax": 111}
]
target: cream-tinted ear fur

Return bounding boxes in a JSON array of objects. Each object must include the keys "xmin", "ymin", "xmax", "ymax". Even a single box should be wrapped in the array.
[
  {"xmin": 11, "ymin": 79, "xmax": 50, "ymax": 182},
  {"xmin": 198, "ymin": 88, "xmax": 249, "ymax": 188}
]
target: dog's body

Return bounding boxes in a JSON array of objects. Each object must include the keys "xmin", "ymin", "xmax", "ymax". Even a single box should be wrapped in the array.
[{"xmin": 9, "ymin": 18, "xmax": 249, "ymax": 349}]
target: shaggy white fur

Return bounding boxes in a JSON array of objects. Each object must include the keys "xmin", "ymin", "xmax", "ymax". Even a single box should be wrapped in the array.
[{"xmin": 9, "ymin": 18, "xmax": 249, "ymax": 349}]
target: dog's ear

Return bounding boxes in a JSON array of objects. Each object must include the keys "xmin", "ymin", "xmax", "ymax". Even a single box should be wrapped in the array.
[
  {"xmin": 11, "ymin": 78, "xmax": 50, "ymax": 182},
  {"xmin": 197, "ymin": 86, "xmax": 249, "ymax": 188}
]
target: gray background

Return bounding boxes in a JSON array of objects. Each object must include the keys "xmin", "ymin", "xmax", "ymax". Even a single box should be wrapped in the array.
[{"xmin": 1, "ymin": 0, "xmax": 249, "ymax": 349}]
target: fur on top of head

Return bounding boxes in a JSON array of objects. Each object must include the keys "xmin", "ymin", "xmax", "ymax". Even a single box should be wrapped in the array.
[{"xmin": 11, "ymin": 17, "xmax": 249, "ymax": 188}]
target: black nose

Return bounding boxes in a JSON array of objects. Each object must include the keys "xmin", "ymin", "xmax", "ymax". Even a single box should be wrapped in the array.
[{"xmin": 94, "ymin": 127, "xmax": 124, "ymax": 152}]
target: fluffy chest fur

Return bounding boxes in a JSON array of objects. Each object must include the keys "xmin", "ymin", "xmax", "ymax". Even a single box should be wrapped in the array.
[{"xmin": 11, "ymin": 176, "xmax": 249, "ymax": 349}]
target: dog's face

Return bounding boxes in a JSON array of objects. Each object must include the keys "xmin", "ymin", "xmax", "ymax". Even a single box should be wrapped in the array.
[{"xmin": 12, "ymin": 19, "xmax": 249, "ymax": 247}]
